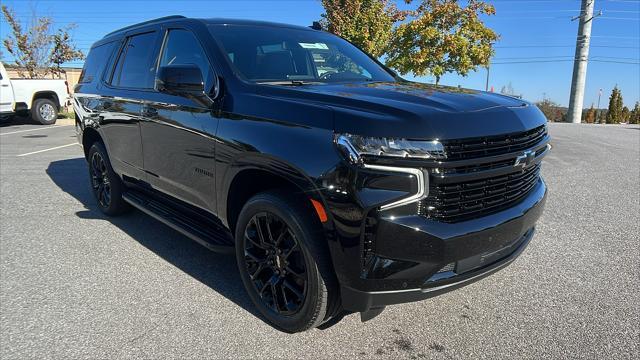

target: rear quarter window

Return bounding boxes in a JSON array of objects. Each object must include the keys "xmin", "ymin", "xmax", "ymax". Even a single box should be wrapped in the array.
[{"xmin": 79, "ymin": 41, "xmax": 117, "ymax": 84}]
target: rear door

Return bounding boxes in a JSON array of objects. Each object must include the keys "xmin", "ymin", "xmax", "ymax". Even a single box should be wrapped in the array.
[
  {"xmin": 0, "ymin": 63, "xmax": 15, "ymax": 114},
  {"xmin": 139, "ymin": 26, "xmax": 219, "ymax": 212}
]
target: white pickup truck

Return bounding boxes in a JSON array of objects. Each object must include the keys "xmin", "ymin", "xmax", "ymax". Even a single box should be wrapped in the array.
[{"xmin": 0, "ymin": 62, "xmax": 70, "ymax": 125}]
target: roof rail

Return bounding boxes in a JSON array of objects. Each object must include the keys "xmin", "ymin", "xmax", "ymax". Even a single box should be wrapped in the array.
[{"xmin": 103, "ymin": 15, "xmax": 186, "ymax": 37}]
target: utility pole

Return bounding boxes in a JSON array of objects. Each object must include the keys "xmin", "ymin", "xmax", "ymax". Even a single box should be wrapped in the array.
[
  {"xmin": 567, "ymin": 0, "xmax": 596, "ymax": 124},
  {"xmin": 485, "ymin": 65, "xmax": 490, "ymax": 91},
  {"xmin": 596, "ymin": 88, "xmax": 602, "ymax": 123}
]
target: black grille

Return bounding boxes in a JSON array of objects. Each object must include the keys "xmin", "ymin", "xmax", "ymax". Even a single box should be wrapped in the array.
[
  {"xmin": 443, "ymin": 125, "xmax": 547, "ymax": 160},
  {"xmin": 421, "ymin": 164, "xmax": 541, "ymax": 223},
  {"xmin": 362, "ymin": 216, "xmax": 377, "ymax": 266}
]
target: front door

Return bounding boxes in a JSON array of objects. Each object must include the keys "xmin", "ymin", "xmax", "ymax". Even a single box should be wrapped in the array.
[{"xmin": 140, "ymin": 27, "xmax": 219, "ymax": 212}]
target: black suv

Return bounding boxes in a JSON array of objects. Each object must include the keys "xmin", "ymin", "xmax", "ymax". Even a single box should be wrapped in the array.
[{"xmin": 74, "ymin": 16, "xmax": 549, "ymax": 333}]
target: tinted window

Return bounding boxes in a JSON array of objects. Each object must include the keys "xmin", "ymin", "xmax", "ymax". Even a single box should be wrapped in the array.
[
  {"xmin": 209, "ymin": 24, "xmax": 395, "ymax": 83},
  {"xmin": 79, "ymin": 42, "xmax": 116, "ymax": 84},
  {"xmin": 112, "ymin": 32, "xmax": 157, "ymax": 89},
  {"xmin": 159, "ymin": 29, "xmax": 212, "ymax": 88}
]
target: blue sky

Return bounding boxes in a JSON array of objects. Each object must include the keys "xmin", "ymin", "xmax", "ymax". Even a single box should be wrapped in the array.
[{"xmin": 1, "ymin": 0, "xmax": 638, "ymax": 108}]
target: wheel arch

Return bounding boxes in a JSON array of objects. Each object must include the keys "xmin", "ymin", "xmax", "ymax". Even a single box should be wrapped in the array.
[
  {"xmin": 31, "ymin": 91, "xmax": 61, "ymax": 110},
  {"xmin": 81, "ymin": 127, "xmax": 104, "ymax": 160},
  {"xmin": 222, "ymin": 159, "xmax": 331, "ymax": 235}
]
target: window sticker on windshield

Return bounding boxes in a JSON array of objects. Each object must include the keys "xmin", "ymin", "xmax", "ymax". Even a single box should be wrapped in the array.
[{"xmin": 299, "ymin": 42, "xmax": 329, "ymax": 50}]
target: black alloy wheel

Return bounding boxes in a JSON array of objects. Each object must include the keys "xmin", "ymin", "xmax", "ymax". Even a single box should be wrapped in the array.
[
  {"xmin": 235, "ymin": 190, "xmax": 338, "ymax": 333},
  {"xmin": 87, "ymin": 142, "xmax": 130, "ymax": 216},
  {"xmin": 90, "ymin": 151, "xmax": 111, "ymax": 209},
  {"xmin": 243, "ymin": 212, "xmax": 308, "ymax": 315}
]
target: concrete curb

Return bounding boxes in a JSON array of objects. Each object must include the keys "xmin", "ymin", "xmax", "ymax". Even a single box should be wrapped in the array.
[{"xmin": 55, "ymin": 118, "xmax": 75, "ymax": 126}]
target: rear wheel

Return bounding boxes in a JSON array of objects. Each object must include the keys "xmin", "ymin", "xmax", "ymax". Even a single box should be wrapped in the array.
[
  {"xmin": 31, "ymin": 98, "xmax": 58, "ymax": 125},
  {"xmin": 235, "ymin": 190, "xmax": 338, "ymax": 333},
  {"xmin": 87, "ymin": 142, "xmax": 130, "ymax": 216}
]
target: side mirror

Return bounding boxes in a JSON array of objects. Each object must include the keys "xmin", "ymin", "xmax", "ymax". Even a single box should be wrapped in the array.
[{"xmin": 156, "ymin": 64, "xmax": 213, "ymax": 106}]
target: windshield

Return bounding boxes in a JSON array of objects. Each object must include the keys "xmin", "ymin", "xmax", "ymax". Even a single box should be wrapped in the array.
[{"xmin": 208, "ymin": 24, "xmax": 396, "ymax": 84}]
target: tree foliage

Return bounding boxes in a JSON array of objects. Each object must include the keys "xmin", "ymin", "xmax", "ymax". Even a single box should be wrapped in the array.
[
  {"xmin": 320, "ymin": 0, "xmax": 404, "ymax": 58},
  {"xmin": 605, "ymin": 86, "xmax": 624, "ymax": 124},
  {"xmin": 1, "ymin": 5, "xmax": 84, "ymax": 78},
  {"xmin": 321, "ymin": 0, "xmax": 499, "ymax": 84},
  {"xmin": 500, "ymin": 82, "xmax": 515, "ymax": 96},
  {"xmin": 536, "ymin": 99, "xmax": 565, "ymax": 122},
  {"xmin": 387, "ymin": 0, "xmax": 498, "ymax": 83},
  {"xmin": 621, "ymin": 106, "xmax": 630, "ymax": 124},
  {"xmin": 584, "ymin": 104, "xmax": 596, "ymax": 124},
  {"xmin": 50, "ymin": 25, "xmax": 85, "ymax": 76},
  {"xmin": 630, "ymin": 101, "xmax": 640, "ymax": 125}
]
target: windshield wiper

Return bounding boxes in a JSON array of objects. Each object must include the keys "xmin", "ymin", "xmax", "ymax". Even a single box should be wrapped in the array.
[{"xmin": 256, "ymin": 80, "xmax": 320, "ymax": 86}]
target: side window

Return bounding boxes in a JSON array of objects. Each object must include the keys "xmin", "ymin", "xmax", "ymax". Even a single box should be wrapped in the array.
[
  {"xmin": 111, "ymin": 32, "xmax": 157, "ymax": 89},
  {"xmin": 79, "ymin": 42, "xmax": 115, "ymax": 84},
  {"xmin": 159, "ymin": 29, "xmax": 211, "ymax": 88}
]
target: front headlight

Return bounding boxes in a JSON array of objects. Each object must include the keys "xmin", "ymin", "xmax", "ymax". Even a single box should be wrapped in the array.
[{"xmin": 335, "ymin": 134, "xmax": 446, "ymax": 163}]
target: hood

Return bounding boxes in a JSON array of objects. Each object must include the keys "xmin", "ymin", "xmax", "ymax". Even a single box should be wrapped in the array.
[{"xmin": 258, "ymin": 81, "xmax": 546, "ymax": 140}]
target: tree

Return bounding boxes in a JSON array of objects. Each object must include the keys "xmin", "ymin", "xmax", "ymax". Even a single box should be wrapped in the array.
[
  {"xmin": 320, "ymin": 0, "xmax": 404, "ymax": 58},
  {"xmin": 386, "ymin": 0, "xmax": 498, "ymax": 84},
  {"xmin": 621, "ymin": 106, "xmax": 630, "ymax": 124},
  {"xmin": 584, "ymin": 104, "xmax": 596, "ymax": 124},
  {"xmin": 1, "ymin": 5, "xmax": 84, "ymax": 78},
  {"xmin": 319, "ymin": 0, "xmax": 498, "ymax": 84},
  {"xmin": 500, "ymin": 82, "xmax": 515, "ymax": 96},
  {"xmin": 605, "ymin": 86, "xmax": 624, "ymax": 124},
  {"xmin": 630, "ymin": 101, "xmax": 640, "ymax": 125},
  {"xmin": 536, "ymin": 99, "xmax": 565, "ymax": 122},
  {"xmin": 50, "ymin": 26, "xmax": 85, "ymax": 77}
]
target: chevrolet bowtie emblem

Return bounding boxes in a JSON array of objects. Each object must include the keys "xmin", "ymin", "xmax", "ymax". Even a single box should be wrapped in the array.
[{"xmin": 514, "ymin": 150, "xmax": 535, "ymax": 168}]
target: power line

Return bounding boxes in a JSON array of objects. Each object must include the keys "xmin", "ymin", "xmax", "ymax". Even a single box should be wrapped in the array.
[
  {"xmin": 599, "ymin": 16, "xmax": 640, "ymax": 20},
  {"xmin": 493, "ymin": 55, "xmax": 639, "ymax": 61},
  {"xmin": 492, "ymin": 58, "xmax": 640, "ymax": 65},
  {"xmin": 496, "ymin": 44, "xmax": 639, "ymax": 48},
  {"xmin": 591, "ymin": 55, "xmax": 640, "ymax": 60}
]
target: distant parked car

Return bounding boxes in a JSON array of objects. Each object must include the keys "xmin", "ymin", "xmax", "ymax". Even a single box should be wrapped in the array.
[
  {"xmin": 75, "ymin": 16, "xmax": 550, "ymax": 333},
  {"xmin": 0, "ymin": 62, "xmax": 70, "ymax": 124}
]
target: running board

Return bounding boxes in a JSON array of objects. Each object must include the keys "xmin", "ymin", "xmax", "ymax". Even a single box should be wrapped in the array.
[{"xmin": 123, "ymin": 191, "xmax": 235, "ymax": 254}]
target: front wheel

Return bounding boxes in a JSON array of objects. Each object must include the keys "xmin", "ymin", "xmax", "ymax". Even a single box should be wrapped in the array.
[
  {"xmin": 31, "ymin": 98, "xmax": 58, "ymax": 125},
  {"xmin": 235, "ymin": 190, "xmax": 338, "ymax": 333}
]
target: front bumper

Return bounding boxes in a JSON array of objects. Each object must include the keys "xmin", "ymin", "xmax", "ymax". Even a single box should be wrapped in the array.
[{"xmin": 338, "ymin": 178, "xmax": 547, "ymax": 312}]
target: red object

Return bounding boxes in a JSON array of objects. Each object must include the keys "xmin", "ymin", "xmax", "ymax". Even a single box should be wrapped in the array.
[
  {"xmin": 310, "ymin": 199, "xmax": 328, "ymax": 223},
  {"xmin": 490, "ymin": 86, "xmax": 494, "ymax": 92}
]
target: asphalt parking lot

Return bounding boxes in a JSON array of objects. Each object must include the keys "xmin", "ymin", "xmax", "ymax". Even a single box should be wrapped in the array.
[{"xmin": 0, "ymin": 121, "xmax": 638, "ymax": 359}]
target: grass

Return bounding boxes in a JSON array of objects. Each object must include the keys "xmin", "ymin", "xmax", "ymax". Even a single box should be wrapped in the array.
[{"xmin": 58, "ymin": 109, "xmax": 75, "ymax": 119}]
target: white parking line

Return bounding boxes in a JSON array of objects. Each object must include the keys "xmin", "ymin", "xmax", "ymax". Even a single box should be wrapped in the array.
[
  {"xmin": 0, "ymin": 125, "xmax": 72, "ymax": 136},
  {"xmin": 16, "ymin": 143, "xmax": 79, "ymax": 157}
]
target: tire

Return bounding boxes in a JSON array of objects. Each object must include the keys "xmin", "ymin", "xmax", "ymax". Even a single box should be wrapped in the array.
[
  {"xmin": 87, "ymin": 142, "xmax": 130, "ymax": 216},
  {"xmin": 235, "ymin": 190, "xmax": 338, "ymax": 333},
  {"xmin": 31, "ymin": 98, "xmax": 58, "ymax": 125}
]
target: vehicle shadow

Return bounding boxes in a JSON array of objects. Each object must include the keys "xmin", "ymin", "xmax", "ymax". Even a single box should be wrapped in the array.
[
  {"xmin": 0, "ymin": 114, "xmax": 72, "ymax": 127},
  {"xmin": 0, "ymin": 115, "xmax": 33, "ymax": 127},
  {"xmin": 46, "ymin": 157, "xmax": 263, "ymax": 322}
]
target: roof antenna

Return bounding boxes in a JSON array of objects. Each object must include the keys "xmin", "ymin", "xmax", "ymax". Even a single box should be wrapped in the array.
[{"xmin": 310, "ymin": 21, "xmax": 323, "ymax": 30}]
